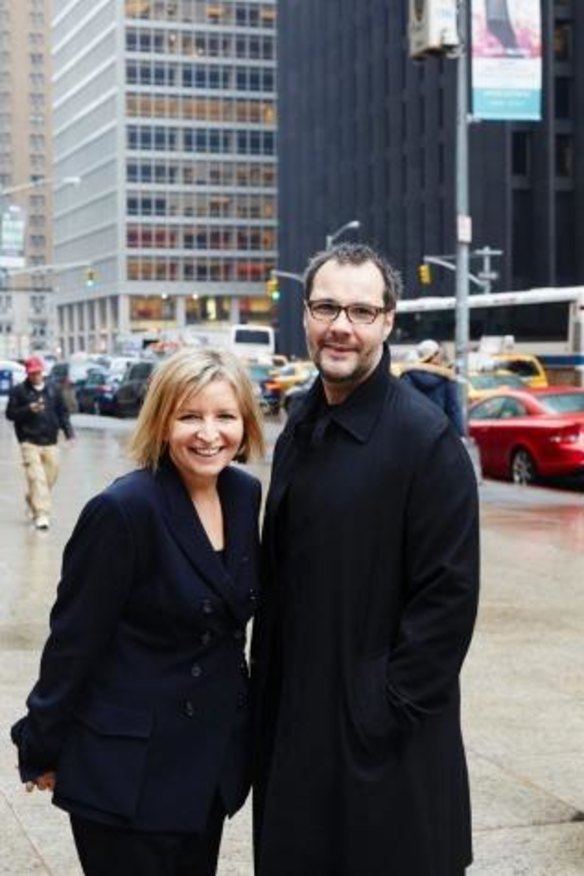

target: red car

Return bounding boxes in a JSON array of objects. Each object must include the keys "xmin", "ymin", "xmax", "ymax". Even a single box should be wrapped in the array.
[{"xmin": 468, "ymin": 387, "xmax": 584, "ymax": 484}]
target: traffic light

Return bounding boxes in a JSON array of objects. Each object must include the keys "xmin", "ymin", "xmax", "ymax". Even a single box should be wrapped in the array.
[
  {"xmin": 417, "ymin": 263, "xmax": 431, "ymax": 285},
  {"xmin": 85, "ymin": 267, "xmax": 96, "ymax": 287},
  {"xmin": 266, "ymin": 276, "xmax": 280, "ymax": 300}
]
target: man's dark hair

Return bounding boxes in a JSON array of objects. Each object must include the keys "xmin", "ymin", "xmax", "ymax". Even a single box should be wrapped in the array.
[{"xmin": 303, "ymin": 243, "xmax": 402, "ymax": 310}]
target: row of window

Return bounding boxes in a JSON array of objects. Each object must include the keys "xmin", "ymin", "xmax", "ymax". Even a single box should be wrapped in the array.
[
  {"xmin": 126, "ymin": 225, "xmax": 276, "ymax": 251},
  {"xmin": 124, "ymin": 1, "xmax": 275, "ymax": 28},
  {"xmin": 126, "ymin": 62, "xmax": 275, "ymax": 92},
  {"xmin": 126, "ymin": 29, "xmax": 274, "ymax": 60},
  {"xmin": 127, "ymin": 159, "xmax": 276, "ymax": 187},
  {"xmin": 127, "ymin": 126, "xmax": 275, "ymax": 156},
  {"xmin": 512, "ymin": 131, "xmax": 575, "ymax": 179},
  {"xmin": 126, "ymin": 94, "xmax": 276, "ymax": 125},
  {"xmin": 126, "ymin": 256, "xmax": 274, "ymax": 282},
  {"xmin": 129, "ymin": 295, "xmax": 237, "ymax": 324},
  {"xmin": 127, "ymin": 192, "xmax": 276, "ymax": 219}
]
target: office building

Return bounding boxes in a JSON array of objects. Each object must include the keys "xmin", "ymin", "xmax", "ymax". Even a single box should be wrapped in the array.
[
  {"xmin": 0, "ymin": 0, "xmax": 53, "ymax": 357},
  {"xmin": 276, "ymin": 0, "xmax": 583, "ymax": 355},
  {"xmin": 52, "ymin": 0, "xmax": 277, "ymax": 355}
]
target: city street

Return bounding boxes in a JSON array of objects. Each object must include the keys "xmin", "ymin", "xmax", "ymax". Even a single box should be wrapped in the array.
[{"xmin": 1, "ymin": 410, "xmax": 583, "ymax": 875}]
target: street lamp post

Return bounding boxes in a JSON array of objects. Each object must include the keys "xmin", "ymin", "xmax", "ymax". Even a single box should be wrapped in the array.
[
  {"xmin": 454, "ymin": 0, "xmax": 471, "ymax": 431},
  {"xmin": 325, "ymin": 219, "xmax": 361, "ymax": 250}
]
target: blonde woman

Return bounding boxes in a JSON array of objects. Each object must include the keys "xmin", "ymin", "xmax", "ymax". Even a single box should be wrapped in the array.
[{"xmin": 11, "ymin": 348, "xmax": 264, "ymax": 876}]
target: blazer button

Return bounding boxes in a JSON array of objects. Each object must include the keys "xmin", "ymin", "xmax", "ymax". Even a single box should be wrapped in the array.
[
  {"xmin": 233, "ymin": 629, "xmax": 244, "ymax": 642},
  {"xmin": 201, "ymin": 631, "xmax": 212, "ymax": 647},
  {"xmin": 249, "ymin": 588, "xmax": 258, "ymax": 604},
  {"xmin": 191, "ymin": 663, "xmax": 202, "ymax": 678},
  {"xmin": 237, "ymin": 693, "xmax": 248, "ymax": 709},
  {"xmin": 183, "ymin": 700, "xmax": 196, "ymax": 718},
  {"xmin": 202, "ymin": 598, "xmax": 213, "ymax": 615}
]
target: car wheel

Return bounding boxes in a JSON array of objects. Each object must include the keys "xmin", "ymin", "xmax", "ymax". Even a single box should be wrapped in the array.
[{"xmin": 511, "ymin": 448, "xmax": 537, "ymax": 485}]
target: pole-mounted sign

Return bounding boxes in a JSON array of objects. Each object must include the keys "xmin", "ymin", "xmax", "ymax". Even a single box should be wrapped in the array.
[{"xmin": 471, "ymin": 0, "xmax": 542, "ymax": 120}]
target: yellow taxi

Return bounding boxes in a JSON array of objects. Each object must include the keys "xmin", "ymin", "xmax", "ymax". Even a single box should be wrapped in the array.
[
  {"xmin": 467, "ymin": 370, "xmax": 525, "ymax": 402},
  {"xmin": 490, "ymin": 353, "xmax": 548, "ymax": 388}
]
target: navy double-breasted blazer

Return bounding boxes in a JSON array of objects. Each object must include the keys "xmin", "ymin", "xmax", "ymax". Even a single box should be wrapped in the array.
[{"xmin": 11, "ymin": 457, "xmax": 261, "ymax": 833}]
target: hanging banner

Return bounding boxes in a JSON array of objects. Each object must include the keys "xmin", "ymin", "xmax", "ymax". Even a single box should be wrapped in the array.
[{"xmin": 471, "ymin": 0, "xmax": 542, "ymax": 121}]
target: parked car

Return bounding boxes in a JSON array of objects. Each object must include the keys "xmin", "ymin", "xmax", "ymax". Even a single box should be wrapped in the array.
[
  {"xmin": 468, "ymin": 387, "xmax": 584, "ymax": 484},
  {"xmin": 467, "ymin": 370, "xmax": 525, "ymax": 402},
  {"xmin": 269, "ymin": 361, "xmax": 317, "ymax": 393},
  {"xmin": 0, "ymin": 359, "xmax": 26, "ymax": 395},
  {"xmin": 75, "ymin": 368, "xmax": 109, "ymax": 413},
  {"xmin": 49, "ymin": 359, "xmax": 104, "ymax": 412},
  {"xmin": 112, "ymin": 360, "xmax": 157, "ymax": 418}
]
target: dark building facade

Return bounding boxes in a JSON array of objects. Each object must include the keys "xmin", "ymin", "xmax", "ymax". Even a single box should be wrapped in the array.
[{"xmin": 276, "ymin": 0, "xmax": 584, "ymax": 356}]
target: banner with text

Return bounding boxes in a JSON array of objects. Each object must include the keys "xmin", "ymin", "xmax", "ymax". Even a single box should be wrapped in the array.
[{"xmin": 471, "ymin": 0, "xmax": 541, "ymax": 121}]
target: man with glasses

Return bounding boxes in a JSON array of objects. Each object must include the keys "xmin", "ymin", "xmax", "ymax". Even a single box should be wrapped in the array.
[{"xmin": 252, "ymin": 243, "xmax": 479, "ymax": 876}]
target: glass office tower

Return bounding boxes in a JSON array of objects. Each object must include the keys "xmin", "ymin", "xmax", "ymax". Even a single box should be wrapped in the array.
[{"xmin": 52, "ymin": 0, "xmax": 277, "ymax": 355}]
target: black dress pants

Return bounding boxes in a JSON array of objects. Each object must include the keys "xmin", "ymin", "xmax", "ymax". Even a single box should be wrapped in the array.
[{"xmin": 70, "ymin": 797, "xmax": 224, "ymax": 876}]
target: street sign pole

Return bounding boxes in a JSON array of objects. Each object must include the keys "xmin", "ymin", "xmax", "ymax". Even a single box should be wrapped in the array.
[{"xmin": 455, "ymin": 0, "xmax": 470, "ymax": 432}]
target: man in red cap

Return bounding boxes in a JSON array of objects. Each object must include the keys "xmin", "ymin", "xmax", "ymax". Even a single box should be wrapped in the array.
[{"xmin": 6, "ymin": 356, "xmax": 74, "ymax": 529}]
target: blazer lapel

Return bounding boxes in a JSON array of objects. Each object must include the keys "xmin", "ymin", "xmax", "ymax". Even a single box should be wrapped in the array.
[{"xmin": 156, "ymin": 460, "xmax": 249, "ymax": 625}]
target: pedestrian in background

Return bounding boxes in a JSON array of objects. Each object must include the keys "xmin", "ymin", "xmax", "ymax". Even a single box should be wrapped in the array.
[
  {"xmin": 400, "ymin": 338, "xmax": 466, "ymax": 436},
  {"xmin": 252, "ymin": 243, "xmax": 480, "ymax": 875},
  {"xmin": 11, "ymin": 348, "xmax": 264, "ymax": 876},
  {"xmin": 5, "ymin": 355, "xmax": 74, "ymax": 530}
]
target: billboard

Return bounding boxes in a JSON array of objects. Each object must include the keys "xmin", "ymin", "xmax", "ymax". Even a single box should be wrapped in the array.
[
  {"xmin": 471, "ymin": 0, "xmax": 542, "ymax": 120},
  {"xmin": 0, "ymin": 204, "xmax": 26, "ymax": 268}
]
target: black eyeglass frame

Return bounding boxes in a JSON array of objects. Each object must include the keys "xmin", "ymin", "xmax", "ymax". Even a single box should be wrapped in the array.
[{"xmin": 304, "ymin": 299, "xmax": 390, "ymax": 325}]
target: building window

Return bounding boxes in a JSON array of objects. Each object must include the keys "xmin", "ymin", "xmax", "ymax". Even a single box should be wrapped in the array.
[
  {"xmin": 554, "ymin": 77, "xmax": 573, "ymax": 120},
  {"xmin": 555, "ymin": 134, "xmax": 573, "ymax": 178},
  {"xmin": 512, "ymin": 131, "xmax": 531, "ymax": 177},
  {"xmin": 554, "ymin": 23, "xmax": 572, "ymax": 61}
]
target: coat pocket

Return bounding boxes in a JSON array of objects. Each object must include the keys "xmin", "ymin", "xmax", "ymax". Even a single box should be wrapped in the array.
[
  {"xmin": 56, "ymin": 698, "xmax": 152, "ymax": 819},
  {"xmin": 350, "ymin": 650, "xmax": 396, "ymax": 743}
]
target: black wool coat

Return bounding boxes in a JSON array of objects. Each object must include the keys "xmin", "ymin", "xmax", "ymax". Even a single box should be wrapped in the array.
[
  {"xmin": 11, "ymin": 458, "xmax": 261, "ymax": 833},
  {"xmin": 252, "ymin": 351, "xmax": 480, "ymax": 876}
]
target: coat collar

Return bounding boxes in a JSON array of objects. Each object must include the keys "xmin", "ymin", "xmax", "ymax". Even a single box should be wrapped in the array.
[
  {"xmin": 265, "ymin": 346, "xmax": 393, "ymax": 523},
  {"xmin": 155, "ymin": 456, "xmax": 249, "ymax": 624},
  {"xmin": 295, "ymin": 344, "xmax": 393, "ymax": 444}
]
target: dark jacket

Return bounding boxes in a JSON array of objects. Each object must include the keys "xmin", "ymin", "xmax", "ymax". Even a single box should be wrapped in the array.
[
  {"xmin": 6, "ymin": 378, "xmax": 73, "ymax": 444},
  {"xmin": 400, "ymin": 362, "xmax": 465, "ymax": 436},
  {"xmin": 252, "ymin": 350, "xmax": 479, "ymax": 876},
  {"xmin": 11, "ymin": 458, "xmax": 261, "ymax": 833}
]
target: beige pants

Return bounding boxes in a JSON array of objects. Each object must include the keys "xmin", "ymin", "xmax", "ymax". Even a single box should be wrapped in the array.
[{"xmin": 20, "ymin": 442, "xmax": 60, "ymax": 519}]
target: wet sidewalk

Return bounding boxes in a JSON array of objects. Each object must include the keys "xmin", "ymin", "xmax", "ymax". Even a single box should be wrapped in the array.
[{"xmin": 1, "ymin": 412, "xmax": 583, "ymax": 874}]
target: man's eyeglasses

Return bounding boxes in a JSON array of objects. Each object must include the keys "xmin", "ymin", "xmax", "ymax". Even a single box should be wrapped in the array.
[{"xmin": 305, "ymin": 300, "xmax": 389, "ymax": 325}]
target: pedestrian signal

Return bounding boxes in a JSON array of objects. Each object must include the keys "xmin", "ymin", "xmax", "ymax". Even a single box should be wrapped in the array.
[
  {"xmin": 417, "ymin": 263, "xmax": 431, "ymax": 285},
  {"xmin": 86, "ymin": 267, "xmax": 96, "ymax": 287},
  {"xmin": 266, "ymin": 277, "xmax": 280, "ymax": 300}
]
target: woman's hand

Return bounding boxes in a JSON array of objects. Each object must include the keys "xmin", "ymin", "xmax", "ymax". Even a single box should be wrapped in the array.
[{"xmin": 25, "ymin": 771, "xmax": 56, "ymax": 792}]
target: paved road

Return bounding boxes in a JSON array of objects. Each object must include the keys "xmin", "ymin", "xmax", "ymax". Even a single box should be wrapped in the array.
[{"xmin": 1, "ymin": 411, "xmax": 583, "ymax": 874}]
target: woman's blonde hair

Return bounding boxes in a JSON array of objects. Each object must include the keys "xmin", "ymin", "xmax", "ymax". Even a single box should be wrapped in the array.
[{"xmin": 128, "ymin": 347, "xmax": 265, "ymax": 470}]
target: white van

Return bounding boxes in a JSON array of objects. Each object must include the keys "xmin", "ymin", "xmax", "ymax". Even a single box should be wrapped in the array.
[{"xmin": 229, "ymin": 324, "xmax": 275, "ymax": 360}]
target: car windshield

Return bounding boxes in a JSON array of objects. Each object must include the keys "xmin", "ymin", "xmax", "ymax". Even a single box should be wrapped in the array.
[
  {"xmin": 248, "ymin": 364, "xmax": 272, "ymax": 382},
  {"xmin": 539, "ymin": 393, "xmax": 584, "ymax": 414},
  {"xmin": 470, "ymin": 373, "xmax": 524, "ymax": 390}
]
